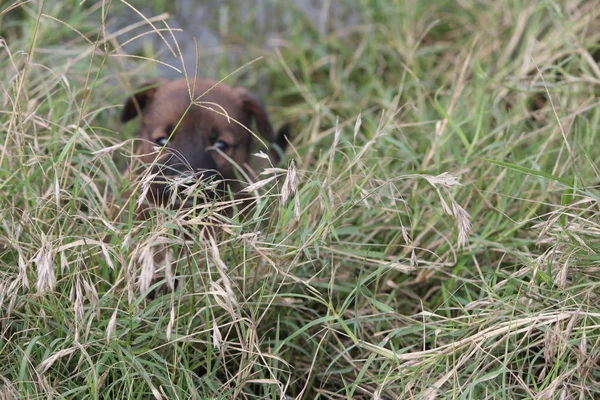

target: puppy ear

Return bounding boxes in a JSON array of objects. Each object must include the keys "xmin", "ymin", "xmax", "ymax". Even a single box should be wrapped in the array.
[
  {"xmin": 271, "ymin": 123, "xmax": 291, "ymax": 163},
  {"xmin": 120, "ymin": 80, "xmax": 164, "ymax": 123},
  {"xmin": 275, "ymin": 123, "xmax": 290, "ymax": 151},
  {"xmin": 237, "ymin": 89, "xmax": 277, "ymax": 143}
]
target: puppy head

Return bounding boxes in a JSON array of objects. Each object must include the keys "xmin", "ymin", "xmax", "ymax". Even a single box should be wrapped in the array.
[{"xmin": 121, "ymin": 78, "xmax": 279, "ymax": 205}]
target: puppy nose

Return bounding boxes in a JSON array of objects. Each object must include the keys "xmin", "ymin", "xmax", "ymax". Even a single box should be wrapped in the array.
[
  {"xmin": 195, "ymin": 169, "xmax": 222, "ymax": 182},
  {"xmin": 178, "ymin": 170, "xmax": 224, "ymax": 194},
  {"xmin": 151, "ymin": 162, "xmax": 181, "ymax": 177}
]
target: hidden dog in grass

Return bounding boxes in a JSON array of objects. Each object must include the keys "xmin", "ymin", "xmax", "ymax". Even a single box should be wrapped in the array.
[
  {"xmin": 121, "ymin": 77, "xmax": 289, "ymax": 208},
  {"xmin": 120, "ymin": 78, "xmax": 289, "ymax": 296}
]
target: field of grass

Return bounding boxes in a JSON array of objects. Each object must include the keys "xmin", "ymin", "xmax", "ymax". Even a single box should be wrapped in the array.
[{"xmin": 1, "ymin": 0, "xmax": 599, "ymax": 399}]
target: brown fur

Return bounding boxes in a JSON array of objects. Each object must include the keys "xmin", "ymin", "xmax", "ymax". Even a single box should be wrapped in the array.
[
  {"xmin": 119, "ymin": 78, "xmax": 289, "ymax": 297},
  {"xmin": 121, "ymin": 77, "xmax": 288, "ymax": 207}
]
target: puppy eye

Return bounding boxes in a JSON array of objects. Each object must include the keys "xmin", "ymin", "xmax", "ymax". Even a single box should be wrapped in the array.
[
  {"xmin": 155, "ymin": 124, "xmax": 174, "ymax": 147},
  {"xmin": 213, "ymin": 140, "xmax": 229, "ymax": 150}
]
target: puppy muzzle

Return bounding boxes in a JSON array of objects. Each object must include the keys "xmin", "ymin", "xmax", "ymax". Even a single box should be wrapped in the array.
[{"xmin": 149, "ymin": 165, "xmax": 226, "ymax": 208}]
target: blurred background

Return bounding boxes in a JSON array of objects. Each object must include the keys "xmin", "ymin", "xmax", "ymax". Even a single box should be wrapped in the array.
[
  {"xmin": 1, "ymin": 1, "xmax": 600, "ymax": 398},
  {"xmin": 111, "ymin": 0, "xmax": 360, "ymax": 79}
]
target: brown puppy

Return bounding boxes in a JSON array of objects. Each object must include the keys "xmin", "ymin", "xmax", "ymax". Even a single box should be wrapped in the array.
[
  {"xmin": 121, "ymin": 78, "xmax": 288, "ymax": 208},
  {"xmin": 120, "ymin": 78, "xmax": 288, "ymax": 297}
]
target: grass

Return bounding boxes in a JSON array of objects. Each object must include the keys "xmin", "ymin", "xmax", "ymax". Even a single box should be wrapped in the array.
[{"xmin": 1, "ymin": 0, "xmax": 599, "ymax": 398}]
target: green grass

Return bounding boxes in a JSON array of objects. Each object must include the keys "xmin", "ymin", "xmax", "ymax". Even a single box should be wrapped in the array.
[{"xmin": 1, "ymin": 0, "xmax": 599, "ymax": 399}]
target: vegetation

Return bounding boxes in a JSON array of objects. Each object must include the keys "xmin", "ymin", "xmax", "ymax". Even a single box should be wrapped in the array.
[{"xmin": 1, "ymin": 0, "xmax": 599, "ymax": 398}]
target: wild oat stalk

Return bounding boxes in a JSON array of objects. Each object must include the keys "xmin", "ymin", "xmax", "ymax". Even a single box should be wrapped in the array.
[{"xmin": 0, "ymin": 1, "xmax": 599, "ymax": 399}]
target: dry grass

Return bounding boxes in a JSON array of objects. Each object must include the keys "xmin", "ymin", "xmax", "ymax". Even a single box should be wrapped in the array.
[{"xmin": 0, "ymin": 1, "xmax": 599, "ymax": 399}]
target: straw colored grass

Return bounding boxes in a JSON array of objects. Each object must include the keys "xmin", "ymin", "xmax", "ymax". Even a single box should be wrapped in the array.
[{"xmin": 0, "ymin": 1, "xmax": 599, "ymax": 399}]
